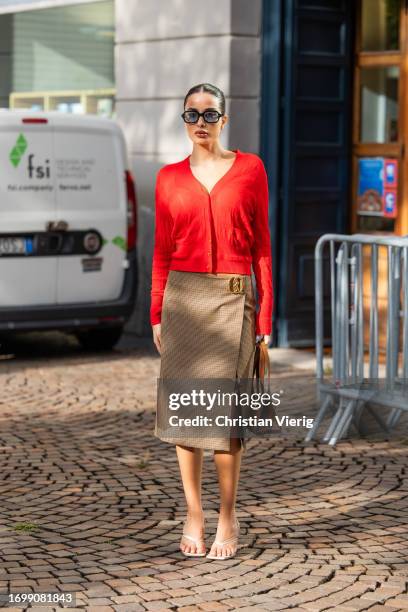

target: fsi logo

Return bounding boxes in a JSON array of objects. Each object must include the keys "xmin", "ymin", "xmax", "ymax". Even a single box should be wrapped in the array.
[
  {"xmin": 9, "ymin": 132, "xmax": 51, "ymax": 178},
  {"xmin": 9, "ymin": 133, "xmax": 27, "ymax": 167}
]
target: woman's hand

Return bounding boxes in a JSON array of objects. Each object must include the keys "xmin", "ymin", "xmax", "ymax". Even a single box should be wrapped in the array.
[
  {"xmin": 256, "ymin": 333, "xmax": 272, "ymax": 345},
  {"xmin": 152, "ymin": 323, "xmax": 162, "ymax": 354}
]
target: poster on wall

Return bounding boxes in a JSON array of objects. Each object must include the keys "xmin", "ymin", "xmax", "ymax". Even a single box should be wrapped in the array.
[{"xmin": 357, "ymin": 157, "xmax": 398, "ymax": 219}]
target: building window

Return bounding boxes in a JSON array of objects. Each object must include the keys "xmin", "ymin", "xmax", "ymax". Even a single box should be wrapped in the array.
[
  {"xmin": 361, "ymin": 0, "xmax": 400, "ymax": 51},
  {"xmin": 360, "ymin": 66, "xmax": 399, "ymax": 143},
  {"xmin": 351, "ymin": 0, "xmax": 404, "ymax": 234},
  {"xmin": 0, "ymin": 0, "xmax": 115, "ymax": 117}
]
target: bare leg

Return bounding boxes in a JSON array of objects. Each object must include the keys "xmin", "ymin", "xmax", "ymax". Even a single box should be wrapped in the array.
[
  {"xmin": 176, "ymin": 444, "xmax": 205, "ymax": 554},
  {"xmin": 209, "ymin": 438, "xmax": 242, "ymax": 558}
]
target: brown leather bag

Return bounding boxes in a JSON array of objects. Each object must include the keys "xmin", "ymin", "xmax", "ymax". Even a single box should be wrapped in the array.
[
  {"xmin": 247, "ymin": 338, "xmax": 274, "ymax": 435},
  {"xmin": 252, "ymin": 339, "xmax": 271, "ymax": 391}
]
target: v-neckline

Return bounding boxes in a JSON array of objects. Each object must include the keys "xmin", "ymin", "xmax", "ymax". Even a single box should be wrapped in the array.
[{"xmin": 186, "ymin": 149, "xmax": 240, "ymax": 196}]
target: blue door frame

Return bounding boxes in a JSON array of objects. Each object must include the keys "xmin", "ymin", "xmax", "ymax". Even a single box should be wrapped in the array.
[{"xmin": 260, "ymin": 0, "xmax": 282, "ymax": 347}]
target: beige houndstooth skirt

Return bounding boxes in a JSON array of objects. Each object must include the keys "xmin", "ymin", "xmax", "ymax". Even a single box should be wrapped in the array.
[{"xmin": 154, "ymin": 270, "xmax": 256, "ymax": 451}]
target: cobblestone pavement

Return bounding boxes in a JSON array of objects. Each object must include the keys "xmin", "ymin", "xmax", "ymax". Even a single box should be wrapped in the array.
[{"xmin": 0, "ymin": 332, "xmax": 408, "ymax": 611}]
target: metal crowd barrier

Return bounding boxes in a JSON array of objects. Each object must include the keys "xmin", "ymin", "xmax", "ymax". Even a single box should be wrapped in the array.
[{"xmin": 305, "ymin": 233, "xmax": 408, "ymax": 445}]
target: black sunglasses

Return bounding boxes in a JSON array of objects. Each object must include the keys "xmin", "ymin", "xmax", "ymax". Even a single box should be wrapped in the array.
[{"xmin": 181, "ymin": 109, "xmax": 223, "ymax": 124}]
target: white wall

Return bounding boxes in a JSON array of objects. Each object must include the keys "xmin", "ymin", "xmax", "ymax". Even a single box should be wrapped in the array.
[{"xmin": 115, "ymin": 0, "xmax": 264, "ymax": 335}]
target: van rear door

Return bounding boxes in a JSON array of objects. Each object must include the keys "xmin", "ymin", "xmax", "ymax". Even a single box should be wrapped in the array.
[
  {"xmin": 0, "ymin": 114, "xmax": 57, "ymax": 306},
  {"xmin": 52, "ymin": 117, "xmax": 127, "ymax": 304}
]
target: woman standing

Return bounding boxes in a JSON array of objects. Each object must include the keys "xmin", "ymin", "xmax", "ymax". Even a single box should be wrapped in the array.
[{"xmin": 151, "ymin": 83, "xmax": 273, "ymax": 560}]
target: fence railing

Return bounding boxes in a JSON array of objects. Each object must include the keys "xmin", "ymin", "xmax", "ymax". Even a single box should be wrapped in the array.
[{"xmin": 305, "ymin": 233, "xmax": 408, "ymax": 445}]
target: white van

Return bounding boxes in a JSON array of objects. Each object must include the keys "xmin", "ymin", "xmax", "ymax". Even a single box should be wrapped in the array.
[{"xmin": 0, "ymin": 110, "xmax": 138, "ymax": 350}]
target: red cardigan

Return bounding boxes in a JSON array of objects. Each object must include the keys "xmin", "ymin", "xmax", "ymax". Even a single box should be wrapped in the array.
[{"xmin": 150, "ymin": 149, "xmax": 274, "ymax": 335}]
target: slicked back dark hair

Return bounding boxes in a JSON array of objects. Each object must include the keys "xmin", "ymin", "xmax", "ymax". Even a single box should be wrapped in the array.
[{"xmin": 183, "ymin": 83, "xmax": 226, "ymax": 115}]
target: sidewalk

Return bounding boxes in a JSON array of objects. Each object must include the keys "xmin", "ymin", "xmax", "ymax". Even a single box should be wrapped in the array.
[
  {"xmin": 268, "ymin": 348, "xmax": 318, "ymax": 371},
  {"xmin": 0, "ymin": 333, "xmax": 407, "ymax": 610}
]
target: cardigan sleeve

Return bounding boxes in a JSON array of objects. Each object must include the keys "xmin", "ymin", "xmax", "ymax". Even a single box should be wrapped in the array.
[
  {"xmin": 150, "ymin": 168, "xmax": 174, "ymax": 326},
  {"xmin": 251, "ymin": 158, "xmax": 274, "ymax": 336}
]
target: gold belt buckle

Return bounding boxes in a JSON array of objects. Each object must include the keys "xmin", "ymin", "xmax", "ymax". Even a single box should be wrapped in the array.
[{"xmin": 229, "ymin": 276, "xmax": 245, "ymax": 294}]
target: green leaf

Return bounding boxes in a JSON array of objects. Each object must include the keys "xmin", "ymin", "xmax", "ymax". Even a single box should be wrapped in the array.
[
  {"xmin": 112, "ymin": 236, "xmax": 126, "ymax": 251},
  {"xmin": 16, "ymin": 133, "xmax": 27, "ymax": 154},
  {"xmin": 9, "ymin": 146, "xmax": 21, "ymax": 167}
]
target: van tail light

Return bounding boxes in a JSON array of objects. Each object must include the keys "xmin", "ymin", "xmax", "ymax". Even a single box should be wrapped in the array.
[
  {"xmin": 22, "ymin": 118, "xmax": 48, "ymax": 124},
  {"xmin": 125, "ymin": 170, "xmax": 137, "ymax": 251}
]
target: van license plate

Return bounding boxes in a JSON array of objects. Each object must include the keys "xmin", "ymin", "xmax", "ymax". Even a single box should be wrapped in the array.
[{"xmin": 0, "ymin": 237, "xmax": 33, "ymax": 255}]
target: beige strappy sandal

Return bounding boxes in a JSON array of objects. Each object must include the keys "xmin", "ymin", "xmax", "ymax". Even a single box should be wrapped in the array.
[
  {"xmin": 206, "ymin": 519, "xmax": 240, "ymax": 560},
  {"xmin": 180, "ymin": 519, "xmax": 206, "ymax": 557}
]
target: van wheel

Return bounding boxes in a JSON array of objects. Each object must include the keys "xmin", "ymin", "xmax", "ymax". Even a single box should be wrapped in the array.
[{"xmin": 75, "ymin": 326, "xmax": 123, "ymax": 351}]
